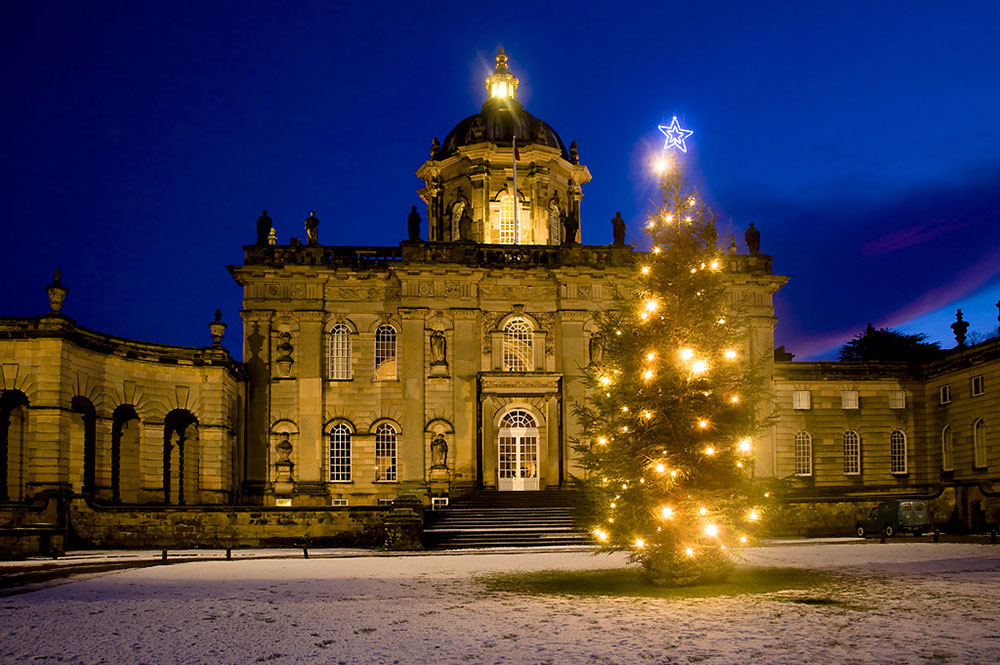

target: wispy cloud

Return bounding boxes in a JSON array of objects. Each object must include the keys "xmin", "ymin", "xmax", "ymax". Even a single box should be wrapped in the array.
[{"xmin": 860, "ymin": 218, "xmax": 969, "ymax": 256}]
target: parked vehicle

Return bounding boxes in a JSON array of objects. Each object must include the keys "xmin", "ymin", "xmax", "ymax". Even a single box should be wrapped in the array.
[{"xmin": 855, "ymin": 500, "xmax": 929, "ymax": 537}]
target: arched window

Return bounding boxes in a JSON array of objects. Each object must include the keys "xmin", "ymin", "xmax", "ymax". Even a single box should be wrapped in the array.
[
  {"xmin": 498, "ymin": 409, "xmax": 539, "ymax": 491},
  {"xmin": 974, "ymin": 419, "xmax": 987, "ymax": 469},
  {"xmin": 794, "ymin": 430, "xmax": 812, "ymax": 476},
  {"xmin": 503, "ymin": 317, "xmax": 533, "ymax": 372},
  {"xmin": 499, "ymin": 194, "xmax": 517, "ymax": 244},
  {"xmin": 1, "ymin": 390, "xmax": 30, "ymax": 503},
  {"xmin": 843, "ymin": 430, "xmax": 861, "ymax": 475},
  {"xmin": 329, "ymin": 423, "xmax": 352, "ymax": 482},
  {"xmin": 374, "ymin": 325, "xmax": 397, "ymax": 380},
  {"xmin": 329, "ymin": 324, "xmax": 352, "ymax": 380},
  {"xmin": 941, "ymin": 425, "xmax": 954, "ymax": 472},
  {"xmin": 374, "ymin": 423, "xmax": 397, "ymax": 482},
  {"xmin": 890, "ymin": 430, "xmax": 907, "ymax": 474}
]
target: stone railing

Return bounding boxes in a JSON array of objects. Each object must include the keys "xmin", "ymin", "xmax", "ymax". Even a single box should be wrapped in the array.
[{"xmin": 243, "ymin": 241, "xmax": 635, "ymax": 270}]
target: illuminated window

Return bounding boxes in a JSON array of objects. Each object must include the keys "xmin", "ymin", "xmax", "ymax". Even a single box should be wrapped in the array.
[
  {"xmin": 329, "ymin": 423, "xmax": 352, "ymax": 482},
  {"xmin": 794, "ymin": 430, "xmax": 812, "ymax": 476},
  {"xmin": 843, "ymin": 430, "xmax": 861, "ymax": 475},
  {"xmin": 792, "ymin": 390, "xmax": 811, "ymax": 410},
  {"xmin": 890, "ymin": 430, "xmax": 907, "ymax": 474},
  {"xmin": 941, "ymin": 425, "xmax": 953, "ymax": 472},
  {"xmin": 841, "ymin": 390, "xmax": 859, "ymax": 410},
  {"xmin": 974, "ymin": 419, "xmax": 987, "ymax": 469},
  {"xmin": 375, "ymin": 423, "xmax": 398, "ymax": 482},
  {"xmin": 499, "ymin": 194, "xmax": 518, "ymax": 244},
  {"xmin": 503, "ymin": 318, "xmax": 533, "ymax": 371},
  {"xmin": 374, "ymin": 325, "xmax": 397, "ymax": 380},
  {"xmin": 328, "ymin": 324, "xmax": 352, "ymax": 380}
]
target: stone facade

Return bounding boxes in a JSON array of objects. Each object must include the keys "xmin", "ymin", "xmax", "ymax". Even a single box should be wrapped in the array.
[{"xmin": 774, "ymin": 338, "xmax": 1000, "ymax": 531}]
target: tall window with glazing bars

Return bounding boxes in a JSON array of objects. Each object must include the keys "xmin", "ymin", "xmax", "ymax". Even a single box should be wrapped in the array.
[
  {"xmin": 503, "ymin": 318, "xmax": 533, "ymax": 371},
  {"xmin": 374, "ymin": 325, "xmax": 397, "ymax": 380},
  {"xmin": 843, "ymin": 430, "xmax": 861, "ymax": 475},
  {"xmin": 794, "ymin": 430, "xmax": 812, "ymax": 476},
  {"xmin": 328, "ymin": 423, "xmax": 351, "ymax": 482},
  {"xmin": 375, "ymin": 423, "xmax": 397, "ymax": 482},
  {"xmin": 890, "ymin": 430, "xmax": 907, "ymax": 474},
  {"xmin": 328, "ymin": 324, "xmax": 352, "ymax": 380}
]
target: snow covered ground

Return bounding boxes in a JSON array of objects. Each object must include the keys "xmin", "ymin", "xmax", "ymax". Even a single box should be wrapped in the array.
[{"xmin": 2, "ymin": 542, "xmax": 998, "ymax": 664}]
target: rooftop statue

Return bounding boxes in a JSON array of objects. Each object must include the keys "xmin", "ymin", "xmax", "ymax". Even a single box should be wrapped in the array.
[
  {"xmin": 304, "ymin": 211, "xmax": 320, "ymax": 246},
  {"xmin": 745, "ymin": 221, "xmax": 760, "ymax": 254},
  {"xmin": 256, "ymin": 209, "xmax": 272, "ymax": 246},
  {"xmin": 611, "ymin": 211, "xmax": 626, "ymax": 246}
]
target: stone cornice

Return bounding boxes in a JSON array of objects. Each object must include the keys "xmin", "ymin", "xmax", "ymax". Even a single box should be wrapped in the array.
[{"xmin": 479, "ymin": 371, "xmax": 562, "ymax": 395}]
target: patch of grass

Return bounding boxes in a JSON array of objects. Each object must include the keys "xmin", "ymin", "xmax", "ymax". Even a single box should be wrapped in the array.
[{"xmin": 476, "ymin": 565, "xmax": 833, "ymax": 600}]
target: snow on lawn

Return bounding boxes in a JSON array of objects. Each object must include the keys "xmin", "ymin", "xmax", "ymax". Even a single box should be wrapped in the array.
[{"xmin": 2, "ymin": 542, "xmax": 999, "ymax": 665}]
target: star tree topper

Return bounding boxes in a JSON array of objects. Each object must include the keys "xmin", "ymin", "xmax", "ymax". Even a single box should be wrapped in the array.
[{"xmin": 658, "ymin": 116, "xmax": 694, "ymax": 153}]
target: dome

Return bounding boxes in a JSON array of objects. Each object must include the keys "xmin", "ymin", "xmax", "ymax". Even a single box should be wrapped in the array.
[{"xmin": 437, "ymin": 98, "xmax": 568, "ymax": 160}]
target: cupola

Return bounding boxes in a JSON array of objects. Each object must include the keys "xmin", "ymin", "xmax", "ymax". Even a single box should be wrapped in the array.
[{"xmin": 486, "ymin": 48, "xmax": 519, "ymax": 101}]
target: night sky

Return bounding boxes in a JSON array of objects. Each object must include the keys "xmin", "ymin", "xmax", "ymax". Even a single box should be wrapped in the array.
[{"xmin": 3, "ymin": 1, "xmax": 999, "ymax": 359}]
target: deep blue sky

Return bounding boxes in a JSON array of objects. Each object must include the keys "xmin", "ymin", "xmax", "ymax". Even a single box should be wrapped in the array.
[{"xmin": 3, "ymin": 1, "xmax": 999, "ymax": 359}]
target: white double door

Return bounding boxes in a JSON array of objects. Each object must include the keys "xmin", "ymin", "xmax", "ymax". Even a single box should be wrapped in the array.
[{"xmin": 497, "ymin": 427, "xmax": 539, "ymax": 491}]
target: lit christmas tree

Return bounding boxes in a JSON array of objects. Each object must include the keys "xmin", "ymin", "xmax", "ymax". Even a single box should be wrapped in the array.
[{"xmin": 574, "ymin": 161, "xmax": 773, "ymax": 587}]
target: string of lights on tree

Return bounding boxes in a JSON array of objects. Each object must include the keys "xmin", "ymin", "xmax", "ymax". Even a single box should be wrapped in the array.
[{"xmin": 573, "ymin": 117, "xmax": 776, "ymax": 586}]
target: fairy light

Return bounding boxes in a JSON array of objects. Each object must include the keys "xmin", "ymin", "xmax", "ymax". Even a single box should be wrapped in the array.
[
  {"xmin": 597, "ymin": 437, "xmax": 608, "ymax": 445},
  {"xmin": 661, "ymin": 506, "xmax": 674, "ymax": 519},
  {"xmin": 594, "ymin": 528, "xmax": 609, "ymax": 542},
  {"xmin": 643, "ymin": 369, "xmax": 654, "ymax": 381},
  {"xmin": 698, "ymin": 507, "xmax": 708, "ymax": 516},
  {"xmin": 704, "ymin": 523, "xmax": 719, "ymax": 538},
  {"xmin": 691, "ymin": 360, "xmax": 708, "ymax": 375},
  {"xmin": 698, "ymin": 419, "xmax": 709, "ymax": 429},
  {"xmin": 730, "ymin": 395, "xmax": 740, "ymax": 404},
  {"xmin": 724, "ymin": 349, "xmax": 737, "ymax": 359},
  {"xmin": 738, "ymin": 438, "xmax": 752, "ymax": 453},
  {"xmin": 679, "ymin": 348, "xmax": 694, "ymax": 361},
  {"xmin": 646, "ymin": 352, "xmax": 656, "ymax": 361},
  {"xmin": 600, "ymin": 376, "xmax": 611, "ymax": 386},
  {"xmin": 643, "ymin": 410, "xmax": 653, "ymax": 420},
  {"xmin": 704, "ymin": 446, "xmax": 716, "ymax": 456},
  {"xmin": 653, "ymin": 246, "xmax": 662, "ymax": 254},
  {"xmin": 644, "ymin": 299, "xmax": 658, "ymax": 313},
  {"xmin": 634, "ymin": 538, "xmax": 645, "ymax": 549},
  {"xmin": 717, "ymin": 318, "xmax": 726, "ymax": 325},
  {"xmin": 710, "ymin": 260, "xmax": 720, "ymax": 270},
  {"xmin": 654, "ymin": 463, "xmax": 666, "ymax": 474},
  {"xmin": 621, "ymin": 406, "xmax": 629, "ymax": 413},
  {"xmin": 685, "ymin": 547, "xmax": 695, "ymax": 557},
  {"xmin": 641, "ymin": 265, "xmax": 650, "ymax": 275},
  {"xmin": 748, "ymin": 510, "xmax": 760, "ymax": 521}
]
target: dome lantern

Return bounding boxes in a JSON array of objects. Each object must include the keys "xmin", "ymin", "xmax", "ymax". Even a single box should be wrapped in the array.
[{"xmin": 485, "ymin": 48, "xmax": 519, "ymax": 101}]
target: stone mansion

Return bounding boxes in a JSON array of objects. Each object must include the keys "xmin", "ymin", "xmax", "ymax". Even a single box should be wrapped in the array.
[{"xmin": 1, "ymin": 51, "xmax": 997, "ymax": 551}]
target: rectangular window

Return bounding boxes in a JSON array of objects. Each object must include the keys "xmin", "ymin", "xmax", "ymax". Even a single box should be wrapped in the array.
[
  {"xmin": 794, "ymin": 431, "xmax": 812, "ymax": 476},
  {"xmin": 841, "ymin": 390, "xmax": 859, "ymax": 410},
  {"xmin": 331, "ymin": 498, "xmax": 348, "ymax": 506},
  {"xmin": 939, "ymin": 385, "xmax": 951, "ymax": 405},
  {"xmin": 971, "ymin": 375, "xmax": 985, "ymax": 397},
  {"xmin": 888, "ymin": 390, "xmax": 906, "ymax": 409},
  {"xmin": 792, "ymin": 390, "xmax": 811, "ymax": 410}
]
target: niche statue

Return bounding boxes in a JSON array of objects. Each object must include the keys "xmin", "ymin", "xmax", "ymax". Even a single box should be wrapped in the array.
[
  {"xmin": 430, "ymin": 330, "xmax": 447, "ymax": 365},
  {"xmin": 430, "ymin": 435, "xmax": 448, "ymax": 469}
]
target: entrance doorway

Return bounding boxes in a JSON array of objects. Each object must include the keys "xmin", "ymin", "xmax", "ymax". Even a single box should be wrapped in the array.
[{"xmin": 497, "ymin": 409, "xmax": 538, "ymax": 491}]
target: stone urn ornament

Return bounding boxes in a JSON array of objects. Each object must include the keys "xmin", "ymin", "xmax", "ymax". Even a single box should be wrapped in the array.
[
  {"xmin": 275, "ymin": 332, "xmax": 294, "ymax": 377},
  {"xmin": 46, "ymin": 269, "xmax": 68, "ymax": 313},
  {"xmin": 208, "ymin": 309, "xmax": 227, "ymax": 345}
]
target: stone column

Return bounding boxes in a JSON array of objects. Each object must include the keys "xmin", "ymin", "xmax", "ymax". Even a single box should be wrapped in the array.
[
  {"xmin": 241, "ymin": 310, "xmax": 273, "ymax": 496},
  {"xmin": 558, "ymin": 310, "xmax": 588, "ymax": 480},
  {"xmin": 451, "ymin": 309, "xmax": 479, "ymax": 491},
  {"xmin": 398, "ymin": 308, "xmax": 427, "ymax": 496},
  {"xmin": 296, "ymin": 311, "xmax": 325, "ymax": 488}
]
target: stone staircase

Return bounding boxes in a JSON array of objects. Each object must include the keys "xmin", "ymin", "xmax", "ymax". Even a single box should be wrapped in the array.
[{"xmin": 423, "ymin": 489, "xmax": 592, "ymax": 549}]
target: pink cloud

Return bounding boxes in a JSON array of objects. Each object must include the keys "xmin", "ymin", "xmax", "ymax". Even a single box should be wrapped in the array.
[{"xmin": 861, "ymin": 218, "xmax": 969, "ymax": 256}]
